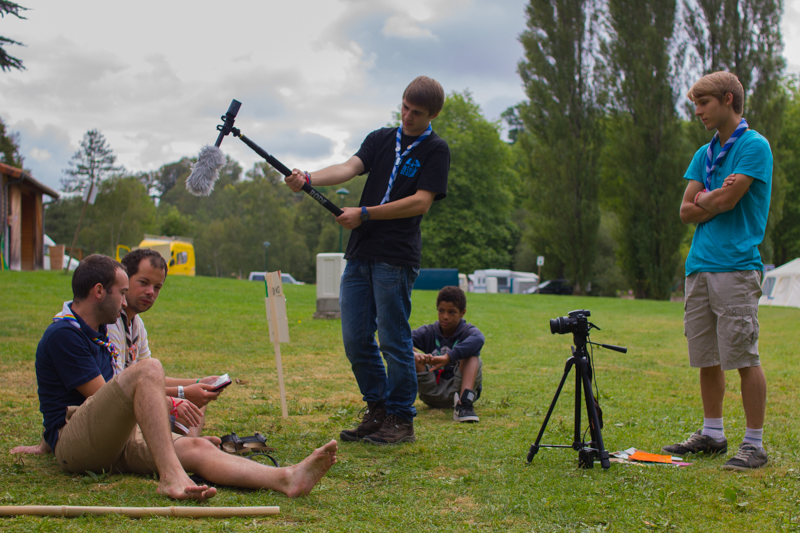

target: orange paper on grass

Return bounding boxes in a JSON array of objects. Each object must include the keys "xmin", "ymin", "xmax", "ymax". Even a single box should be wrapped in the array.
[{"xmin": 628, "ymin": 451, "xmax": 673, "ymax": 464}]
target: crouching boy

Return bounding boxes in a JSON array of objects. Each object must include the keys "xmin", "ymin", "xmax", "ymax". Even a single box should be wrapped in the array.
[{"xmin": 412, "ymin": 286, "xmax": 484, "ymax": 422}]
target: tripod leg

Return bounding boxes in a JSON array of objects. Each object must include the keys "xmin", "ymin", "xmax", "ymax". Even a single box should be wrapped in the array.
[
  {"xmin": 580, "ymin": 361, "xmax": 610, "ymax": 469},
  {"xmin": 573, "ymin": 363, "xmax": 582, "ymax": 450},
  {"xmin": 527, "ymin": 357, "xmax": 576, "ymax": 463}
]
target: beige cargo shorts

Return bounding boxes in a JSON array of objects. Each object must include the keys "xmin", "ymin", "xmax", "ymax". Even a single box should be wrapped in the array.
[{"xmin": 684, "ymin": 270, "xmax": 762, "ymax": 371}]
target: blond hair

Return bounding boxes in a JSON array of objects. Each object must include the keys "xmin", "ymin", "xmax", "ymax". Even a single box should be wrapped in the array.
[
  {"xmin": 687, "ymin": 72, "xmax": 744, "ymax": 114},
  {"xmin": 403, "ymin": 76, "xmax": 445, "ymax": 116}
]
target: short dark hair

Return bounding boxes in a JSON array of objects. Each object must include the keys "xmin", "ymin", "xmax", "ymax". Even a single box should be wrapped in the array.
[
  {"xmin": 403, "ymin": 76, "xmax": 445, "ymax": 116},
  {"xmin": 436, "ymin": 286, "xmax": 466, "ymax": 311},
  {"xmin": 72, "ymin": 254, "xmax": 126, "ymax": 302},
  {"xmin": 121, "ymin": 248, "xmax": 168, "ymax": 278}
]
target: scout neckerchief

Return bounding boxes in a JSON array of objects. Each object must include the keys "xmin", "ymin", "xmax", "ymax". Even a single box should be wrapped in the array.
[
  {"xmin": 433, "ymin": 336, "xmax": 459, "ymax": 385},
  {"xmin": 379, "ymin": 123, "xmax": 432, "ymax": 205},
  {"xmin": 705, "ymin": 118, "xmax": 748, "ymax": 190},
  {"xmin": 52, "ymin": 312, "xmax": 120, "ymax": 364},
  {"xmin": 120, "ymin": 310, "xmax": 140, "ymax": 372}
]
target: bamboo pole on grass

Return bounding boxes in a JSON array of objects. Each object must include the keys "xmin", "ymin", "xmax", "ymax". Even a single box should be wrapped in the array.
[{"xmin": 0, "ymin": 505, "xmax": 279, "ymax": 518}]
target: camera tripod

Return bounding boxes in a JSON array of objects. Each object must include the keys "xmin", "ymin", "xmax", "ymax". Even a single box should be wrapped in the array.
[{"xmin": 527, "ymin": 326, "xmax": 626, "ymax": 470}]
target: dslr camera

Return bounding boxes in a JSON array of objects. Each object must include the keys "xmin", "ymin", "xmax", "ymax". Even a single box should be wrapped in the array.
[{"xmin": 549, "ymin": 309, "xmax": 591, "ymax": 336}]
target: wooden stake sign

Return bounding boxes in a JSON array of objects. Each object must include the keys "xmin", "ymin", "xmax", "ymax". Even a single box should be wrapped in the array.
[{"xmin": 265, "ymin": 271, "xmax": 290, "ymax": 419}]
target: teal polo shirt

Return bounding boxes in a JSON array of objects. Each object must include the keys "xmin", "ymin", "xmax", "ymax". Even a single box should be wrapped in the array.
[{"xmin": 684, "ymin": 129, "xmax": 772, "ymax": 276}]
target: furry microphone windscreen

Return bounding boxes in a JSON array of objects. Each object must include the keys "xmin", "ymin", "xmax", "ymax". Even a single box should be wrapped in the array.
[{"xmin": 186, "ymin": 145, "xmax": 226, "ymax": 196}]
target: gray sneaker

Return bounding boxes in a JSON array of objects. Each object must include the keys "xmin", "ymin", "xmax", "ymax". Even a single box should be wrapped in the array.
[
  {"xmin": 453, "ymin": 388, "xmax": 479, "ymax": 423},
  {"xmin": 661, "ymin": 429, "xmax": 728, "ymax": 456},
  {"xmin": 723, "ymin": 443, "xmax": 768, "ymax": 471}
]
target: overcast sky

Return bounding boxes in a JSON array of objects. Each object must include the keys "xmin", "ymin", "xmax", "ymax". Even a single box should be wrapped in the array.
[{"xmin": 2, "ymin": 0, "xmax": 800, "ymax": 193}]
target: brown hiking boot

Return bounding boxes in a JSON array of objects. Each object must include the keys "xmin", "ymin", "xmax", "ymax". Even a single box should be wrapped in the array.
[
  {"xmin": 362, "ymin": 413, "xmax": 415, "ymax": 445},
  {"xmin": 340, "ymin": 401, "xmax": 386, "ymax": 442}
]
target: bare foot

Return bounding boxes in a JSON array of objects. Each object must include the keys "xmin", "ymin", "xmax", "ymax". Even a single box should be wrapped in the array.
[
  {"xmin": 201, "ymin": 436, "xmax": 222, "ymax": 446},
  {"xmin": 283, "ymin": 440, "xmax": 338, "ymax": 498},
  {"xmin": 157, "ymin": 473, "xmax": 217, "ymax": 501},
  {"xmin": 10, "ymin": 442, "xmax": 51, "ymax": 455}
]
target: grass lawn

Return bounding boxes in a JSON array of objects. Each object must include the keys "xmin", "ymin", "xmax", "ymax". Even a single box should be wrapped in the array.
[{"xmin": 1, "ymin": 271, "xmax": 799, "ymax": 532}]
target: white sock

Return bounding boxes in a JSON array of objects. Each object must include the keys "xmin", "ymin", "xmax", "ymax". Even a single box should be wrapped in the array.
[
  {"xmin": 743, "ymin": 427, "xmax": 764, "ymax": 450},
  {"xmin": 701, "ymin": 418, "xmax": 725, "ymax": 441}
]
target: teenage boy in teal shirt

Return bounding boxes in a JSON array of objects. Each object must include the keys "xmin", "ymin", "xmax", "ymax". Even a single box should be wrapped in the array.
[{"xmin": 663, "ymin": 71, "xmax": 772, "ymax": 470}]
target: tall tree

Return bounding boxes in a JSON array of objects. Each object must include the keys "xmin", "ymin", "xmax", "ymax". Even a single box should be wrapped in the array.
[
  {"xmin": 773, "ymin": 78, "xmax": 800, "ymax": 266},
  {"xmin": 0, "ymin": 115, "xmax": 23, "ymax": 167},
  {"xmin": 62, "ymin": 129, "xmax": 122, "ymax": 268},
  {"xmin": 517, "ymin": 0, "xmax": 603, "ymax": 294},
  {"xmin": 420, "ymin": 92, "xmax": 520, "ymax": 274},
  {"xmin": 684, "ymin": 0, "xmax": 786, "ymax": 262},
  {"xmin": 0, "ymin": 1, "xmax": 26, "ymax": 72},
  {"xmin": 61, "ymin": 129, "xmax": 122, "ymax": 193},
  {"xmin": 600, "ymin": 0, "xmax": 690, "ymax": 299}
]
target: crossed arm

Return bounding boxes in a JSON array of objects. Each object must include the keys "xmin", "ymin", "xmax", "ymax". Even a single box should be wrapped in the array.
[{"xmin": 680, "ymin": 173, "xmax": 754, "ymax": 224}]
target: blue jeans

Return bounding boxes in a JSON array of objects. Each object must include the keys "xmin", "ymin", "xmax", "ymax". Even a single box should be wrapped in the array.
[{"xmin": 340, "ymin": 259, "xmax": 419, "ymax": 421}]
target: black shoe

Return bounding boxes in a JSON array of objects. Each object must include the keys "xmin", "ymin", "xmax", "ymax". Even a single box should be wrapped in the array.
[
  {"xmin": 362, "ymin": 414, "xmax": 415, "ymax": 445},
  {"xmin": 661, "ymin": 429, "xmax": 728, "ymax": 456},
  {"xmin": 340, "ymin": 401, "xmax": 386, "ymax": 442},
  {"xmin": 453, "ymin": 389, "xmax": 479, "ymax": 423}
]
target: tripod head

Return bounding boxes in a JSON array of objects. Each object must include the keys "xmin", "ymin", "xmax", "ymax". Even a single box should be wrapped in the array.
[{"xmin": 550, "ymin": 309, "xmax": 627, "ymax": 356}]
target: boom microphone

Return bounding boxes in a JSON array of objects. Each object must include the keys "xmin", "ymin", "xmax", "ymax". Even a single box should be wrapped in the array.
[
  {"xmin": 185, "ymin": 99, "xmax": 343, "ymax": 217},
  {"xmin": 186, "ymin": 100, "xmax": 241, "ymax": 196}
]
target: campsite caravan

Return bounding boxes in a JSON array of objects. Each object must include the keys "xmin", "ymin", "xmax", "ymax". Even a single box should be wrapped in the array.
[
  {"xmin": 470, "ymin": 269, "xmax": 539, "ymax": 294},
  {"xmin": 759, "ymin": 258, "xmax": 800, "ymax": 309}
]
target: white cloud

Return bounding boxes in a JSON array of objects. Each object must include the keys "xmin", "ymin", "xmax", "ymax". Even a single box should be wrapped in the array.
[
  {"xmin": 382, "ymin": 14, "xmax": 436, "ymax": 39},
  {"xmin": 783, "ymin": 0, "xmax": 800, "ymax": 74},
  {"xmin": 12, "ymin": 0, "xmax": 799, "ymax": 190},
  {"xmin": 29, "ymin": 148, "xmax": 51, "ymax": 161}
]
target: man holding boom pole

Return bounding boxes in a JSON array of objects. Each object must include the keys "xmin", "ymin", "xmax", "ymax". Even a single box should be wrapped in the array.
[{"xmin": 285, "ymin": 76, "xmax": 450, "ymax": 444}]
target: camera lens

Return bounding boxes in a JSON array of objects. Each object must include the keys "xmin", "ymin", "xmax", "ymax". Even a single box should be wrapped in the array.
[{"xmin": 550, "ymin": 316, "xmax": 576, "ymax": 335}]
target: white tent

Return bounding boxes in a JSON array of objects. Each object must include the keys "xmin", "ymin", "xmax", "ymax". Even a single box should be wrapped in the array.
[{"xmin": 759, "ymin": 258, "xmax": 800, "ymax": 309}]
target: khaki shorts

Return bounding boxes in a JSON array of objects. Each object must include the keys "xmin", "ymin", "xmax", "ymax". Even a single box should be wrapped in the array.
[
  {"xmin": 54, "ymin": 376, "xmax": 182, "ymax": 475},
  {"xmin": 684, "ymin": 271, "xmax": 762, "ymax": 371},
  {"xmin": 417, "ymin": 357, "xmax": 483, "ymax": 408}
]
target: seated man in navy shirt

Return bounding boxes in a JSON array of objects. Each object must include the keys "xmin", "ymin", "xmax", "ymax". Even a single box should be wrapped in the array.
[{"xmin": 25, "ymin": 254, "xmax": 337, "ymax": 500}]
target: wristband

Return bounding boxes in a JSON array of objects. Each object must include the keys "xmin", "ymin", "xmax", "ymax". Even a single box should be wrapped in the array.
[
  {"xmin": 196, "ymin": 379, "xmax": 200, "ymax": 384},
  {"xmin": 177, "ymin": 385, "xmax": 185, "ymax": 399},
  {"xmin": 693, "ymin": 189, "xmax": 707, "ymax": 206},
  {"xmin": 304, "ymin": 171, "xmax": 312, "ymax": 185},
  {"xmin": 170, "ymin": 397, "xmax": 178, "ymax": 417}
]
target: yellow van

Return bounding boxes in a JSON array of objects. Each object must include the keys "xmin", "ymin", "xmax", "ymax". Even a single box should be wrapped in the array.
[{"xmin": 116, "ymin": 234, "xmax": 196, "ymax": 276}]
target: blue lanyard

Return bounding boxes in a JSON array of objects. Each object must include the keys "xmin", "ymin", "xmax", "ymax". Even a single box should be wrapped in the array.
[
  {"xmin": 380, "ymin": 124, "xmax": 432, "ymax": 205},
  {"xmin": 705, "ymin": 118, "xmax": 748, "ymax": 190}
]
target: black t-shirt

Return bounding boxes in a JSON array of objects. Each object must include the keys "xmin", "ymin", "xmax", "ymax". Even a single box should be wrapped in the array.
[{"xmin": 346, "ymin": 127, "xmax": 450, "ymax": 268}]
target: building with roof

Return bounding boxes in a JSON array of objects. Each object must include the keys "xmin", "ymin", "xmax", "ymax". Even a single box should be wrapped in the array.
[{"xmin": 1, "ymin": 162, "xmax": 60, "ymax": 271}]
